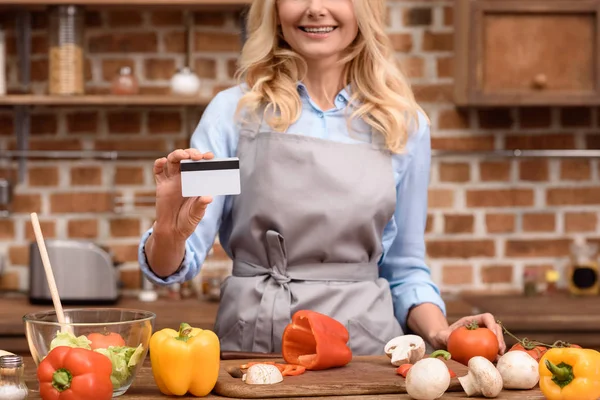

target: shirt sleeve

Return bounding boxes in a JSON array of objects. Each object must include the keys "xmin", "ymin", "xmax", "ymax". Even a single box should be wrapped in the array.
[
  {"xmin": 138, "ymin": 91, "xmax": 236, "ymax": 286},
  {"xmin": 378, "ymin": 112, "xmax": 446, "ymax": 333}
]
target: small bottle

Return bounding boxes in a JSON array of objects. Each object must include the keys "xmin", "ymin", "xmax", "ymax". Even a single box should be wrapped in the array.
[
  {"xmin": 111, "ymin": 66, "xmax": 139, "ymax": 95},
  {"xmin": 0, "ymin": 355, "xmax": 28, "ymax": 400},
  {"xmin": 523, "ymin": 270, "xmax": 538, "ymax": 297}
]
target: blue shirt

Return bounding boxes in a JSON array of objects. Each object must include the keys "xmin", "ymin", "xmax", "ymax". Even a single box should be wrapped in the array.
[{"xmin": 138, "ymin": 83, "xmax": 447, "ymax": 332}]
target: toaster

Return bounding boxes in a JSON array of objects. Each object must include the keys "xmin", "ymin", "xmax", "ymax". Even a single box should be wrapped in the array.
[{"xmin": 29, "ymin": 239, "xmax": 120, "ymax": 305}]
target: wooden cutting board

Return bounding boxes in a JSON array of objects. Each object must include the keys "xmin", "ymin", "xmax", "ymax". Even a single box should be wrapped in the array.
[{"xmin": 213, "ymin": 355, "xmax": 468, "ymax": 398}]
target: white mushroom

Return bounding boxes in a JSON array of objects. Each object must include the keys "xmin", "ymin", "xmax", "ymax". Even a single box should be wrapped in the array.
[
  {"xmin": 405, "ymin": 357, "xmax": 451, "ymax": 400},
  {"xmin": 242, "ymin": 364, "xmax": 283, "ymax": 385},
  {"xmin": 496, "ymin": 351, "xmax": 539, "ymax": 389},
  {"xmin": 458, "ymin": 356, "xmax": 503, "ymax": 398},
  {"xmin": 384, "ymin": 335, "xmax": 426, "ymax": 366}
]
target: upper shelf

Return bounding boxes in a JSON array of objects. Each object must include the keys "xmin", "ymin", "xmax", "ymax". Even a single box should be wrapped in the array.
[{"xmin": 0, "ymin": 94, "xmax": 212, "ymax": 106}]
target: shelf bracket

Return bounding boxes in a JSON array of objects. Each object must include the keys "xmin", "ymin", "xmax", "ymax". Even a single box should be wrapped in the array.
[{"xmin": 15, "ymin": 9, "xmax": 31, "ymax": 184}]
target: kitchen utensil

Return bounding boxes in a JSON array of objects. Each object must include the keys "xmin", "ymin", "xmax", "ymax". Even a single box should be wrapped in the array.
[
  {"xmin": 0, "ymin": 179, "xmax": 12, "ymax": 217},
  {"xmin": 28, "ymin": 238, "xmax": 118, "ymax": 305},
  {"xmin": 29, "ymin": 212, "xmax": 69, "ymax": 333},
  {"xmin": 22, "ymin": 308, "xmax": 155, "ymax": 397}
]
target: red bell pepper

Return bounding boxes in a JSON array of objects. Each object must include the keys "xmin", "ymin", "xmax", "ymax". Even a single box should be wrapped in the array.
[
  {"xmin": 37, "ymin": 346, "xmax": 113, "ymax": 400},
  {"xmin": 281, "ymin": 310, "xmax": 352, "ymax": 370}
]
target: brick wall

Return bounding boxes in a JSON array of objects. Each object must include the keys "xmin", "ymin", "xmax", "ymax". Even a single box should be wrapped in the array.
[{"xmin": 0, "ymin": 1, "xmax": 598, "ymax": 296}]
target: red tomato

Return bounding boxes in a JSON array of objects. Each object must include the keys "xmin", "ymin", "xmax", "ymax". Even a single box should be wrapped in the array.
[
  {"xmin": 447, "ymin": 322, "xmax": 499, "ymax": 365},
  {"xmin": 508, "ymin": 343, "xmax": 548, "ymax": 361},
  {"xmin": 88, "ymin": 331, "xmax": 126, "ymax": 350}
]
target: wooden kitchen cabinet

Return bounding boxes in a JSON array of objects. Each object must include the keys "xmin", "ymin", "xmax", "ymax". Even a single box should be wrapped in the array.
[{"xmin": 454, "ymin": 0, "xmax": 600, "ymax": 106}]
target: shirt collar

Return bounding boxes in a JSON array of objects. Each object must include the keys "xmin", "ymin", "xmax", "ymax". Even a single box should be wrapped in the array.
[{"xmin": 296, "ymin": 82, "xmax": 356, "ymax": 106}]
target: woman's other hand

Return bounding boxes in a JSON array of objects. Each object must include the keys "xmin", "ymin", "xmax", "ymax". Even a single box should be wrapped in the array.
[
  {"xmin": 153, "ymin": 148, "xmax": 214, "ymax": 240},
  {"xmin": 432, "ymin": 312, "xmax": 506, "ymax": 359}
]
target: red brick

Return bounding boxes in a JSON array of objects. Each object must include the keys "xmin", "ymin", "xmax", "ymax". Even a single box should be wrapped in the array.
[
  {"xmin": 147, "ymin": 111, "xmax": 182, "ymax": 134},
  {"xmin": 439, "ymin": 162, "xmax": 470, "ymax": 182},
  {"xmin": 95, "ymin": 139, "xmax": 168, "ymax": 152},
  {"xmin": 444, "ymin": 214, "xmax": 474, "ymax": 234},
  {"xmin": 506, "ymin": 134, "xmax": 576, "ymax": 150},
  {"xmin": 134, "ymin": 191, "xmax": 156, "ymax": 208},
  {"xmin": 560, "ymin": 160, "xmax": 591, "ymax": 180},
  {"xmin": 404, "ymin": 8, "xmax": 432, "ymax": 26},
  {"xmin": 519, "ymin": 160, "xmax": 548, "ymax": 181},
  {"xmin": 110, "ymin": 218, "xmax": 141, "ymax": 238},
  {"xmin": 0, "ymin": 113, "xmax": 14, "ymax": 135},
  {"xmin": 12, "ymin": 193, "xmax": 42, "ymax": 213},
  {"xmin": 422, "ymin": 31, "xmax": 453, "ymax": 51},
  {"xmin": 466, "ymin": 189, "xmax": 534, "ymax": 207},
  {"xmin": 389, "ymin": 33, "xmax": 413, "ymax": 52},
  {"xmin": 486, "ymin": 214, "xmax": 515, "ymax": 233},
  {"xmin": 120, "ymin": 269, "xmax": 141, "ymax": 289},
  {"xmin": 227, "ymin": 59, "xmax": 238, "ymax": 79},
  {"xmin": 25, "ymin": 220, "xmax": 56, "ymax": 240},
  {"xmin": 443, "ymin": 6, "xmax": 453, "ymax": 25},
  {"xmin": 30, "ymin": 59, "xmax": 48, "ymax": 82},
  {"xmin": 436, "ymin": 57, "xmax": 453, "ymax": 78},
  {"xmin": 8, "ymin": 139, "xmax": 82, "ymax": 151},
  {"xmin": 428, "ymin": 189, "xmax": 454, "ymax": 208},
  {"xmin": 8, "ymin": 246, "xmax": 28, "ymax": 266},
  {"xmin": 107, "ymin": 111, "xmax": 142, "ymax": 134},
  {"xmin": 66, "ymin": 112, "xmax": 98, "ymax": 133},
  {"xmin": 481, "ymin": 265, "xmax": 513, "ymax": 284},
  {"xmin": 400, "ymin": 57, "xmax": 425, "ymax": 79},
  {"xmin": 108, "ymin": 11, "xmax": 143, "ymax": 27},
  {"xmin": 522, "ymin": 213, "xmax": 555, "ymax": 232},
  {"xmin": 413, "ymin": 84, "xmax": 454, "ymax": 103},
  {"xmin": 70, "ymin": 166, "xmax": 103, "ymax": 186},
  {"xmin": 586, "ymin": 134, "xmax": 600, "ymax": 149},
  {"xmin": 547, "ymin": 187, "xmax": 600, "ymax": 205},
  {"xmin": 144, "ymin": 59, "xmax": 176, "ymax": 81},
  {"xmin": 505, "ymin": 239, "xmax": 571, "ymax": 257},
  {"xmin": 427, "ymin": 240, "xmax": 495, "ymax": 258},
  {"xmin": 28, "ymin": 166, "xmax": 59, "ymax": 187},
  {"xmin": 478, "ymin": 109, "xmax": 514, "ymax": 129},
  {"xmin": 115, "ymin": 166, "xmax": 145, "ymax": 185},
  {"xmin": 0, "ymin": 272, "xmax": 20, "ymax": 290},
  {"xmin": 518, "ymin": 107, "xmax": 551, "ymax": 129},
  {"xmin": 432, "ymin": 136, "xmax": 495, "ymax": 151},
  {"xmin": 442, "ymin": 265, "xmax": 473, "ymax": 285},
  {"xmin": 31, "ymin": 114, "xmax": 57, "ymax": 135},
  {"xmin": 89, "ymin": 33, "xmax": 158, "ymax": 53},
  {"xmin": 426, "ymin": 214, "xmax": 434, "ymax": 233},
  {"xmin": 560, "ymin": 107, "xmax": 592, "ymax": 128},
  {"xmin": 50, "ymin": 192, "xmax": 113, "ymax": 213},
  {"xmin": 438, "ymin": 109, "xmax": 469, "ymax": 130},
  {"xmin": 109, "ymin": 244, "xmax": 139, "ymax": 263},
  {"xmin": 68, "ymin": 219, "xmax": 98, "ymax": 238},
  {"xmin": 195, "ymin": 32, "xmax": 241, "ymax": 52},
  {"xmin": 194, "ymin": 11, "xmax": 226, "ymax": 26},
  {"xmin": 151, "ymin": 11, "xmax": 182, "ymax": 26},
  {"xmin": 0, "ymin": 220, "xmax": 15, "ymax": 239},
  {"xmin": 565, "ymin": 212, "xmax": 597, "ymax": 232},
  {"xmin": 479, "ymin": 161, "xmax": 511, "ymax": 182}
]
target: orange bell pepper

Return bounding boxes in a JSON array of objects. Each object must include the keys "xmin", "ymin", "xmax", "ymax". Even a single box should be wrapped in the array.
[{"xmin": 281, "ymin": 310, "xmax": 352, "ymax": 370}]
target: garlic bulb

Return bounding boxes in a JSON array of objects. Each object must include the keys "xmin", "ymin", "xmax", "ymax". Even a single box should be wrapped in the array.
[{"xmin": 242, "ymin": 364, "xmax": 283, "ymax": 385}]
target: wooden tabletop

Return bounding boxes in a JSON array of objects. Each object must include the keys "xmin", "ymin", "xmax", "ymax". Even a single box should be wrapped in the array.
[
  {"xmin": 21, "ymin": 356, "xmax": 546, "ymax": 399},
  {"xmin": 3, "ymin": 291, "xmax": 600, "ymax": 353}
]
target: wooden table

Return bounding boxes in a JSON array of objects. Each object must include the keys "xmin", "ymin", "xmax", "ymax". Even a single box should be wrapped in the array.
[{"xmin": 21, "ymin": 356, "xmax": 546, "ymax": 399}]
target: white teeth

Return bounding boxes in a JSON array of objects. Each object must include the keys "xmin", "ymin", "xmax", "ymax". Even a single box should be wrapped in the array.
[{"xmin": 303, "ymin": 27, "xmax": 335, "ymax": 33}]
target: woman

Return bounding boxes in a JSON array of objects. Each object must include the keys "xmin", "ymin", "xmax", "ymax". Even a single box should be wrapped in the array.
[{"xmin": 139, "ymin": 0, "xmax": 506, "ymax": 356}]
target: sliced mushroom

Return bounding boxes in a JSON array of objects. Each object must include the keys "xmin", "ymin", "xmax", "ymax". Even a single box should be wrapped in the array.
[
  {"xmin": 384, "ymin": 335, "xmax": 426, "ymax": 366},
  {"xmin": 242, "ymin": 364, "xmax": 284, "ymax": 385},
  {"xmin": 458, "ymin": 356, "xmax": 503, "ymax": 398}
]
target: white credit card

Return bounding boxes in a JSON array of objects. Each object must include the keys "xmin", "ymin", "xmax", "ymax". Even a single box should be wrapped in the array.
[{"xmin": 180, "ymin": 157, "xmax": 241, "ymax": 197}]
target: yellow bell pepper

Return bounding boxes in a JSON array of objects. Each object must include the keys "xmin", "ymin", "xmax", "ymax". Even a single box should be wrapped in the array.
[
  {"xmin": 149, "ymin": 322, "xmax": 220, "ymax": 397},
  {"xmin": 539, "ymin": 347, "xmax": 600, "ymax": 400}
]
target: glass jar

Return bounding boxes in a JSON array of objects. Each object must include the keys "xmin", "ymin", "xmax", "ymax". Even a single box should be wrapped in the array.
[
  {"xmin": 0, "ymin": 355, "xmax": 28, "ymax": 400},
  {"xmin": 48, "ymin": 5, "xmax": 85, "ymax": 95},
  {"xmin": 111, "ymin": 66, "xmax": 139, "ymax": 95}
]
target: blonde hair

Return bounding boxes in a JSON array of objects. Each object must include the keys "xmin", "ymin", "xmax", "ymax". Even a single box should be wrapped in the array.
[{"xmin": 234, "ymin": 0, "xmax": 427, "ymax": 153}]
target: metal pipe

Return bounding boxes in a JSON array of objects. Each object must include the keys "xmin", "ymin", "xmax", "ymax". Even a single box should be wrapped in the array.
[{"xmin": 2, "ymin": 149, "xmax": 600, "ymax": 160}]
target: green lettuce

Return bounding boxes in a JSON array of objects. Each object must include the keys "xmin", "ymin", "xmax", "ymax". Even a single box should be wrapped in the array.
[
  {"xmin": 94, "ymin": 344, "xmax": 144, "ymax": 389},
  {"xmin": 49, "ymin": 331, "xmax": 92, "ymax": 350}
]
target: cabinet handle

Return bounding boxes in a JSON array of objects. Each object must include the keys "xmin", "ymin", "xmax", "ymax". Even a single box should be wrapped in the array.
[{"xmin": 532, "ymin": 73, "xmax": 547, "ymax": 90}]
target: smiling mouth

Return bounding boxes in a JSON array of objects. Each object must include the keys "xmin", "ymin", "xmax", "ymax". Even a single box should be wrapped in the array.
[{"xmin": 299, "ymin": 26, "xmax": 337, "ymax": 34}]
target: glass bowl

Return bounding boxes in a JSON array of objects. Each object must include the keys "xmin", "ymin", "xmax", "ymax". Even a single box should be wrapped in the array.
[{"xmin": 23, "ymin": 308, "xmax": 156, "ymax": 397}]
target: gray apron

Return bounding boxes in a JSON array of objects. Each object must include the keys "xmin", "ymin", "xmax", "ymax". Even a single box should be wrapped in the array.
[{"xmin": 213, "ymin": 117, "xmax": 404, "ymax": 355}]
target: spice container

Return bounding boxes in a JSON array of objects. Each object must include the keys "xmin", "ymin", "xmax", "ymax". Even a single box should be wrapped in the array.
[
  {"xmin": 111, "ymin": 66, "xmax": 139, "ymax": 95},
  {"xmin": 523, "ymin": 270, "xmax": 538, "ymax": 296},
  {"xmin": 48, "ymin": 5, "xmax": 85, "ymax": 95},
  {"xmin": 0, "ymin": 355, "xmax": 28, "ymax": 400}
]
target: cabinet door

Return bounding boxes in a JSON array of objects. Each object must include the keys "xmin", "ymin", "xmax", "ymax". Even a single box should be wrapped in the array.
[{"xmin": 454, "ymin": 0, "xmax": 600, "ymax": 106}]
